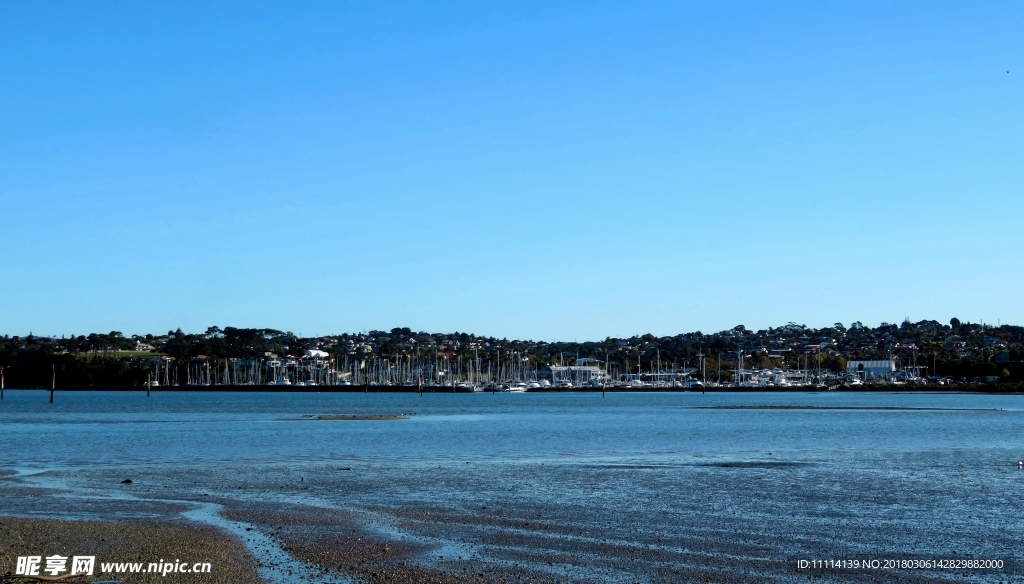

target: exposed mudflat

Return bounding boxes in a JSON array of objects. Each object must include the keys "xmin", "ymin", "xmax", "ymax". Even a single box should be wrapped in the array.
[
  {"xmin": 300, "ymin": 414, "xmax": 410, "ymax": 421},
  {"xmin": 0, "ymin": 516, "xmax": 259, "ymax": 583},
  {"xmin": 692, "ymin": 405, "xmax": 1001, "ymax": 411},
  {"xmin": 2, "ymin": 455, "xmax": 1019, "ymax": 584}
]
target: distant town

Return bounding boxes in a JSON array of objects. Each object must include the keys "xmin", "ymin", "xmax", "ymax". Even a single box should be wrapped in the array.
[{"xmin": 0, "ymin": 318, "xmax": 1020, "ymax": 390}]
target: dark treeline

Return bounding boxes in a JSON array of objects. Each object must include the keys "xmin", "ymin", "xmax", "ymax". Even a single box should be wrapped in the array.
[{"xmin": 1, "ymin": 318, "xmax": 1023, "ymax": 388}]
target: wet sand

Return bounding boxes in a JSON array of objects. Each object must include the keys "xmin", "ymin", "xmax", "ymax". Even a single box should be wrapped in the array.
[
  {"xmin": 6, "ymin": 457, "xmax": 1012, "ymax": 584},
  {"xmin": 0, "ymin": 516, "xmax": 259, "ymax": 583},
  {"xmin": 693, "ymin": 405, "xmax": 1002, "ymax": 411},
  {"xmin": 220, "ymin": 502, "xmax": 561, "ymax": 584},
  {"xmin": 300, "ymin": 414, "xmax": 410, "ymax": 421}
]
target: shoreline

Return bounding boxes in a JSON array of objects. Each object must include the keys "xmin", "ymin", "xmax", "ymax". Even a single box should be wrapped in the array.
[{"xmin": 1, "ymin": 384, "xmax": 1021, "ymax": 394}]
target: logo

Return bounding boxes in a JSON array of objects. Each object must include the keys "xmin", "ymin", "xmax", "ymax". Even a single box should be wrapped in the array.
[
  {"xmin": 15, "ymin": 555, "xmax": 95, "ymax": 577},
  {"xmin": 13, "ymin": 555, "xmax": 212, "ymax": 577}
]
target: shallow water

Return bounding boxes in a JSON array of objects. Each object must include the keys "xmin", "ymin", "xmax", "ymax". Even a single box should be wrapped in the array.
[
  {"xmin": 1, "ymin": 390, "xmax": 1022, "ymax": 582},
  {"xmin": 1, "ymin": 390, "xmax": 1021, "ymax": 465}
]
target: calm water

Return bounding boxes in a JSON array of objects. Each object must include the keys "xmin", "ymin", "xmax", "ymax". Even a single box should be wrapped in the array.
[
  {"xmin": 2, "ymin": 390, "xmax": 1022, "ymax": 582},
  {"xmin": 1, "ymin": 390, "xmax": 1021, "ymax": 466}
]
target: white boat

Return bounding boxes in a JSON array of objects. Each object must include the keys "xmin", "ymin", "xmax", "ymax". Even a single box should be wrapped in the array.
[
  {"xmin": 455, "ymin": 381, "xmax": 483, "ymax": 392},
  {"xmin": 507, "ymin": 382, "xmax": 528, "ymax": 393}
]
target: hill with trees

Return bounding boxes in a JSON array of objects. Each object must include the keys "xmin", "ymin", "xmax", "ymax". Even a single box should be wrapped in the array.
[{"xmin": 1, "ymin": 319, "xmax": 1020, "ymax": 389}]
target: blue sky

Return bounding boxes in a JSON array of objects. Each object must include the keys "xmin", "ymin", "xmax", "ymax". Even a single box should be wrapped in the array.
[{"xmin": 1, "ymin": 2, "xmax": 1021, "ymax": 340}]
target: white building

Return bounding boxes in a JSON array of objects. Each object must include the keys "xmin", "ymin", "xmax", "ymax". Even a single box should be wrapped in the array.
[
  {"xmin": 847, "ymin": 360, "xmax": 896, "ymax": 381},
  {"xmin": 548, "ymin": 365, "xmax": 608, "ymax": 384}
]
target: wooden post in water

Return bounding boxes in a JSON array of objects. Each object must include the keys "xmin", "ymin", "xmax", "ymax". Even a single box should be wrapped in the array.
[
  {"xmin": 50, "ymin": 365, "xmax": 55, "ymax": 403},
  {"xmin": 600, "ymin": 354, "xmax": 605, "ymax": 397},
  {"xmin": 1, "ymin": 367, "xmax": 4, "ymax": 400},
  {"xmin": 147, "ymin": 373, "xmax": 151, "ymax": 397}
]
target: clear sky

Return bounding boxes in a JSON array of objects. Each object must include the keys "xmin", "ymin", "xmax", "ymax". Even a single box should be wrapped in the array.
[{"xmin": 1, "ymin": 2, "xmax": 1021, "ymax": 341}]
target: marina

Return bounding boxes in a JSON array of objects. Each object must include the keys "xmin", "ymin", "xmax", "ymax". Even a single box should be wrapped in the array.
[{"xmin": 148, "ymin": 352, "xmax": 932, "ymax": 391}]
